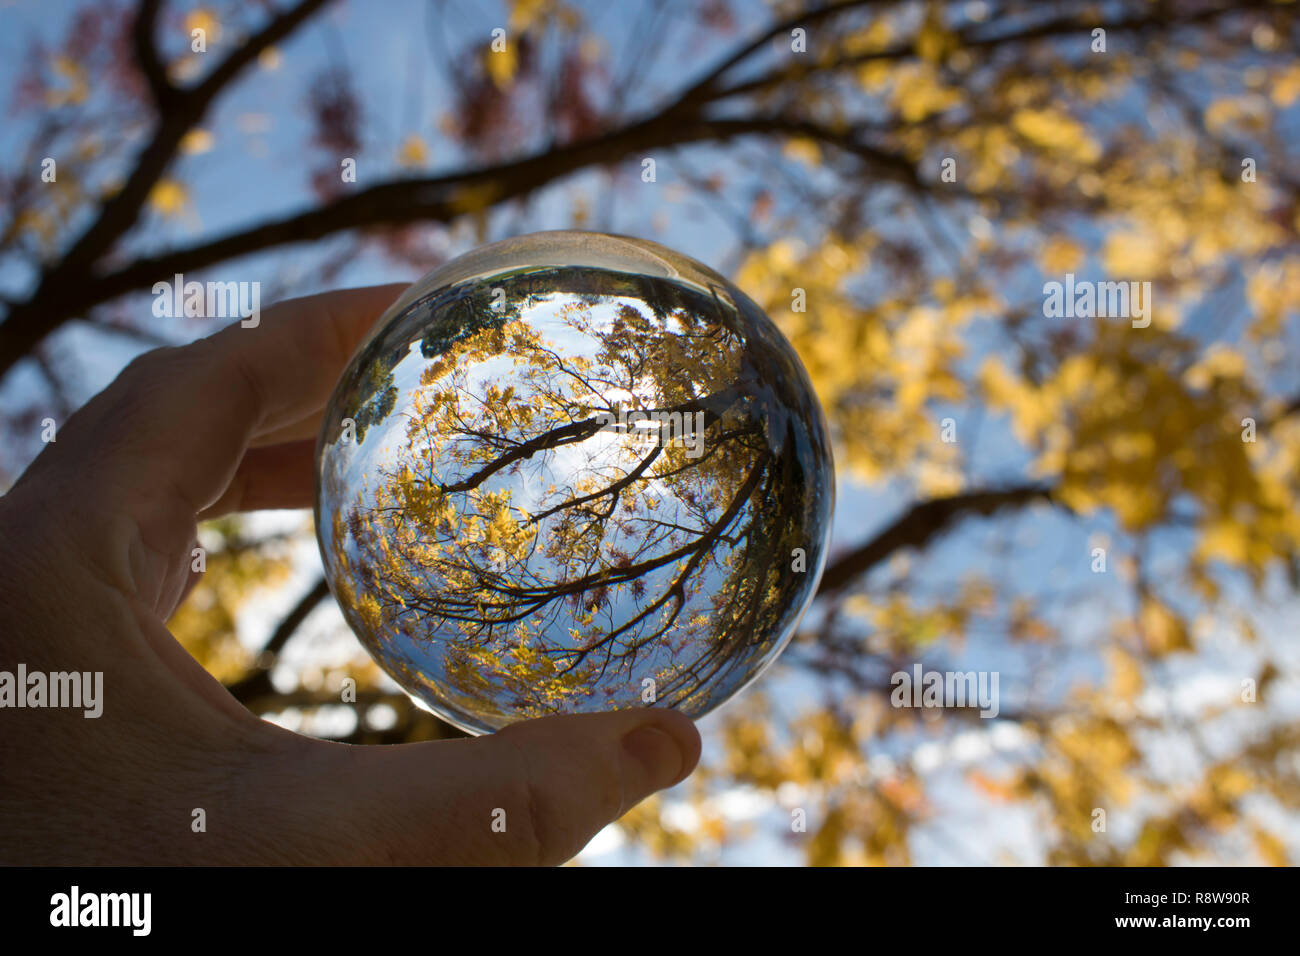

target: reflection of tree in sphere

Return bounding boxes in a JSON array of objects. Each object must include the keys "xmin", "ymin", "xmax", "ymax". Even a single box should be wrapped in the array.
[{"xmin": 315, "ymin": 231, "xmax": 834, "ymax": 735}]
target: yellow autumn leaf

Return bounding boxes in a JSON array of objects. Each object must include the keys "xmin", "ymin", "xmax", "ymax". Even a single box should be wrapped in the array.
[
  {"xmin": 397, "ymin": 134, "xmax": 430, "ymax": 168},
  {"xmin": 508, "ymin": 0, "xmax": 551, "ymax": 32},
  {"xmin": 858, "ymin": 59, "xmax": 892, "ymax": 92},
  {"xmin": 1011, "ymin": 108, "xmax": 1101, "ymax": 163},
  {"xmin": 147, "ymin": 178, "xmax": 189, "ymax": 218},
  {"xmin": 1039, "ymin": 237, "xmax": 1084, "ymax": 274},
  {"xmin": 1252, "ymin": 826, "xmax": 1289, "ymax": 866},
  {"xmin": 449, "ymin": 182, "xmax": 504, "ymax": 214},
  {"xmin": 1205, "ymin": 95, "xmax": 1266, "ymax": 134},
  {"xmin": 915, "ymin": 460, "xmax": 964, "ymax": 497},
  {"xmin": 1182, "ymin": 345, "xmax": 1246, "ymax": 390},
  {"xmin": 1198, "ymin": 520, "xmax": 1251, "ymax": 565},
  {"xmin": 485, "ymin": 42, "xmax": 517, "ymax": 89},
  {"xmin": 1208, "ymin": 764, "xmax": 1253, "ymax": 801},
  {"xmin": 782, "ymin": 137, "xmax": 822, "ymax": 166},
  {"xmin": 47, "ymin": 55, "xmax": 89, "ymax": 107},
  {"xmin": 1273, "ymin": 64, "xmax": 1300, "ymax": 106},
  {"xmin": 1139, "ymin": 598, "xmax": 1191, "ymax": 656},
  {"xmin": 845, "ymin": 19, "xmax": 892, "ymax": 55},
  {"xmin": 184, "ymin": 8, "xmax": 220, "ymax": 43},
  {"xmin": 1107, "ymin": 647, "xmax": 1143, "ymax": 701},
  {"xmin": 915, "ymin": 7, "xmax": 957, "ymax": 63},
  {"xmin": 894, "ymin": 66, "xmax": 961, "ymax": 122},
  {"xmin": 1101, "ymin": 230, "xmax": 1164, "ymax": 277},
  {"xmin": 179, "ymin": 128, "xmax": 214, "ymax": 155}
]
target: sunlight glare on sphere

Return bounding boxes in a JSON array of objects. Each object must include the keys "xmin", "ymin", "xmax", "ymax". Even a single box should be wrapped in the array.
[{"xmin": 314, "ymin": 231, "xmax": 833, "ymax": 735}]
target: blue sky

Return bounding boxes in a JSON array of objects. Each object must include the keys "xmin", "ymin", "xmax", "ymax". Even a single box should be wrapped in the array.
[{"xmin": 2, "ymin": 0, "xmax": 1297, "ymax": 865}]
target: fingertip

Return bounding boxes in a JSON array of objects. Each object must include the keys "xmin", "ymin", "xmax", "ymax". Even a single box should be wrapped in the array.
[
  {"xmin": 616, "ymin": 710, "xmax": 701, "ymax": 813},
  {"xmin": 640, "ymin": 708, "xmax": 702, "ymax": 787}
]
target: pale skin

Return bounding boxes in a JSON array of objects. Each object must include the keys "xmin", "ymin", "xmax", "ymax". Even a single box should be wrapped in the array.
[{"xmin": 0, "ymin": 285, "xmax": 701, "ymax": 865}]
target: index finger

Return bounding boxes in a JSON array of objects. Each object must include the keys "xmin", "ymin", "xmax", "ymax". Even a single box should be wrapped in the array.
[{"xmin": 21, "ymin": 283, "xmax": 405, "ymax": 551}]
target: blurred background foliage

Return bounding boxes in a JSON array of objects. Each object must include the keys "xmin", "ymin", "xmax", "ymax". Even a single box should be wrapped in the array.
[{"xmin": 2, "ymin": 0, "xmax": 1299, "ymax": 864}]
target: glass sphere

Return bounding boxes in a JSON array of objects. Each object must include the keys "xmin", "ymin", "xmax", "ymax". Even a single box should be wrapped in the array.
[{"xmin": 314, "ymin": 231, "xmax": 833, "ymax": 735}]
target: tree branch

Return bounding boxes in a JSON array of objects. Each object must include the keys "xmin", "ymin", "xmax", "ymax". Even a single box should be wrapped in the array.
[
  {"xmin": 0, "ymin": 116, "xmax": 755, "ymax": 372},
  {"xmin": 707, "ymin": 0, "xmax": 1270, "ymax": 105},
  {"xmin": 0, "ymin": 0, "xmax": 334, "ymax": 376},
  {"xmin": 0, "ymin": 0, "xmax": 1280, "ymax": 379},
  {"xmin": 672, "ymin": 0, "xmax": 893, "ymax": 109},
  {"xmin": 816, "ymin": 483, "xmax": 1058, "ymax": 596},
  {"xmin": 131, "ymin": 0, "xmax": 176, "ymax": 109},
  {"xmin": 224, "ymin": 576, "xmax": 330, "ymax": 703}
]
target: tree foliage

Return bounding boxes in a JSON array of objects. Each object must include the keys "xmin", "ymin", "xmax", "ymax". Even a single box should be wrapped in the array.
[{"xmin": 2, "ymin": 0, "xmax": 1299, "ymax": 865}]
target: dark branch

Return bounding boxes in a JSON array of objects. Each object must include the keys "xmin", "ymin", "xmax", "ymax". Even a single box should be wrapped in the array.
[
  {"xmin": 0, "ymin": 0, "xmax": 334, "ymax": 376},
  {"xmin": 131, "ymin": 0, "xmax": 176, "ymax": 109},
  {"xmin": 672, "ymin": 0, "xmax": 890, "ymax": 109},
  {"xmin": 224, "ymin": 576, "xmax": 330, "ymax": 704},
  {"xmin": 816, "ymin": 483, "xmax": 1058, "ymax": 596}
]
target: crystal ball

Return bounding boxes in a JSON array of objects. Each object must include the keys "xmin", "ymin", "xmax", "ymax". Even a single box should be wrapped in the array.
[{"xmin": 314, "ymin": 231, "xmax": 833, "ymax": 735}]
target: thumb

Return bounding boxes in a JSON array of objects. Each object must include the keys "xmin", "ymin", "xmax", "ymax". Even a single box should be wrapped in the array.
[{"xmin": 272, "ymin": 708, "xmax": 702, "ymax": 866}]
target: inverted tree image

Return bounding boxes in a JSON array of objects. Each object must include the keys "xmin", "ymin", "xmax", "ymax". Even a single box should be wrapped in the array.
[
  {"xmin": 318, "ymin": 261, "xmax": 832, "ymax": 733},
  {"xmin": 2, "ymin": 0, "xmax": 1299, "ymax": 864}
]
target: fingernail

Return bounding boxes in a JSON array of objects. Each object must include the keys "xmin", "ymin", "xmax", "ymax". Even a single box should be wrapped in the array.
[{"xmin": 621, "ymin": 725, "xmax": 687, "ymax": 791}]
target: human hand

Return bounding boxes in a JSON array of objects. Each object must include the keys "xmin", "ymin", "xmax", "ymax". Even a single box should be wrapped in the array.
[{"xmin": 0, "ymin": 285, "xmax": 700, "ymax": 865}]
